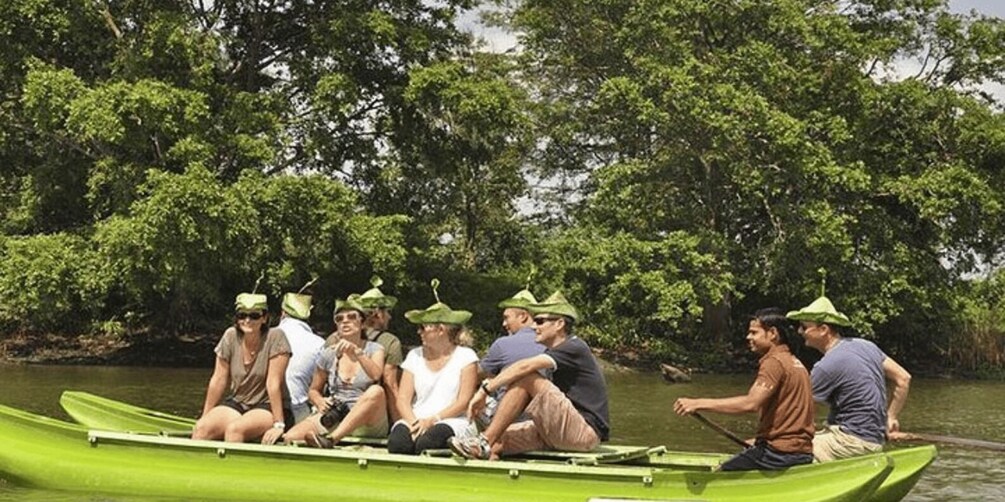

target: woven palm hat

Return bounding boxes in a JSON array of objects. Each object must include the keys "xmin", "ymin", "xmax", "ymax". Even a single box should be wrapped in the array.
[
  {"xmin": 526, "ymin": 291, "xmax": 579, "ymax": 322},
  {"xmin": 404, "ymin": 279, "xmax": 472, "ymax": 325}
]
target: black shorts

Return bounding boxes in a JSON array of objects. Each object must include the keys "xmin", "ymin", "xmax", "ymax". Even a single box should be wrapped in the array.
[
  {"xmin": 220, "ymin": 398, "xmax": 271, "ymax": 415},
  {"xmin": 220, "ymin": 398, "xmax": 294, "ymax": 429}
]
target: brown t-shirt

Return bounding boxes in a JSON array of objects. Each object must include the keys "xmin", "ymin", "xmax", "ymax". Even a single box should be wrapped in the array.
[
  {"xmin": 755, "ymin": 344, "xmax": 814, "ymax": 454},
  {"xmin": 215, "ymin": 327, "xmax": 292, "ymax": 407}
]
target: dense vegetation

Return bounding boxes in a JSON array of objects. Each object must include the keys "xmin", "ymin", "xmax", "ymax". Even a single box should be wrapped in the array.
[{"xmin": 1, "ymin": 0, "xmax": 1002, "ymax": 374}]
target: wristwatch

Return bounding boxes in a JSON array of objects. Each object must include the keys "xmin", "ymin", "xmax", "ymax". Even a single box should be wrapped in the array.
[
  {"xmin": 272, "ymin": 421, "xmax": 285, "ymax": 430},
  {"xmin": 480, "ymin": 380, "xmax": 491, "ymax": 394}
]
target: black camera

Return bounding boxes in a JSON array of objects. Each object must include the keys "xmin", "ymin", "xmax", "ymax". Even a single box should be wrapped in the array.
[{"xmin": 319, "ymin": 399, "xmax": 351, "ymax": 429}]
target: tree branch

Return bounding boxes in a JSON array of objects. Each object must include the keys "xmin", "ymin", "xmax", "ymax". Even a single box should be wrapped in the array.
[{"xmin": 97, "ymin": 3, "xmax": 122, "ymax": 40}]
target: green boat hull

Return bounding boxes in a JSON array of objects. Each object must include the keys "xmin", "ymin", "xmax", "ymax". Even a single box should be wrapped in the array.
[
  {"xmin": 868, "ymin": 445, "xmax": 938, "ymax": 502},
  {"xmin": 60, "ymin": 390, "xmax": 735, "ymax": 468},
  {"xmin": 1, "ymin": 403, "xmax": 896, "ymax": 502},
  {"xmin": 61, "ymin": 391, "xmax": 937, "ymax": 493},
  {"xmin": 61, "ymin": 390, "xmax": 197, "ymax": 433},
  {"xmin": 57, "ymin": 390, "xmax": 936, "ymax": 501}
]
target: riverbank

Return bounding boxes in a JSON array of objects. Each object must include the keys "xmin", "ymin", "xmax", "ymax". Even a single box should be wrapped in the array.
[
  {"xmin": 1, "ymin": 328, "xmax": 993, "ymax": 380},
  {"xmin": 0, "ymin": 331, "xmax": 216, "ymax": 367},
  {"xmin": 0, "ymin": 330, "xmax": 646, "ymax": 373}
]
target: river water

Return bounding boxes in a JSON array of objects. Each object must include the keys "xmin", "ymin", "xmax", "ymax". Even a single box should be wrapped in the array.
[{"xmin": 0, "ymin": 363, "xmax": 1002, "ymax": 500}]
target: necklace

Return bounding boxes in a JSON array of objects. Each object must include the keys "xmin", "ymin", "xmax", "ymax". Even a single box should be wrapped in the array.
[{"xmin": 243, "ymin": 336, "xmax": 261, "ymax": 364}]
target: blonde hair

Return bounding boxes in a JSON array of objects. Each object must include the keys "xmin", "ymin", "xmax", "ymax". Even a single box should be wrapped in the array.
[{"xmin": 443, "ymin": 324, "xmax": 474, "ymax": 347}]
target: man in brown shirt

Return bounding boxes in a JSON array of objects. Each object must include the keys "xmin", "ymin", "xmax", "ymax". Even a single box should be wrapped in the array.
[{"xmin": 673, "ymin": 307, "xmax": 814, "ymax": 471}]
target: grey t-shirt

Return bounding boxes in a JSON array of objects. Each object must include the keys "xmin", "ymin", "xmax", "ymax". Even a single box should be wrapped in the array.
[
  {"xmin": 316, "ymin": 341, "xmax": 383, "ymax": 407},
  {"xmin": 215, "ymin": 327, "xmax": 292, "ymax": 407},
  {"xmin": 811, "ymin": 338, "xmax": 888, "ymax": 444}
]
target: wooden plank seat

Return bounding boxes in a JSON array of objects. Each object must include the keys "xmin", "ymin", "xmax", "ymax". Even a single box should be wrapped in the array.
[{"xmin": 421, "ymin": 444, "xmax": 659, "ymax": 465}]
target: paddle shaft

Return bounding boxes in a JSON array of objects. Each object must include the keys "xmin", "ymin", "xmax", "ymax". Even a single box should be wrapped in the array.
[
  {"xmin": 893, "ymin": 432, "xmax": 1005, "ymax": 451},
  {"xmin": 692, "ymin": 412, "xmax": 751, "ymax": 448}
]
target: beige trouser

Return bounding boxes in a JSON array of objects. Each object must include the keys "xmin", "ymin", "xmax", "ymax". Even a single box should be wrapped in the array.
[
  {"xmin": 498, "ymin": 381, "xmax": 600, "ymax": 455},
  {"xmin": 813, "ymin": 424, "xmax": 882, "ymax": 462}
]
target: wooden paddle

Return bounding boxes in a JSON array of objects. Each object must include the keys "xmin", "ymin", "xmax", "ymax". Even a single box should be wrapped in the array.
[
  {"xmin": 890, "ymin": 431, "xmax": 1005, "ymax": 451},
  {"xmin": 692, "ymin": 412, "xmax": 751, "ymax": 448}
]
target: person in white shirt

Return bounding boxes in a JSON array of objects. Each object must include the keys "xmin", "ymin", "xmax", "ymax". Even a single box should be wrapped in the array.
[
  {"xmin": 387, "ymin": 279, "xmax": 479, "ymax": 455},
  {"xmin": 278, "ymin": 291, "xmax": 324, "ymax": 424}
]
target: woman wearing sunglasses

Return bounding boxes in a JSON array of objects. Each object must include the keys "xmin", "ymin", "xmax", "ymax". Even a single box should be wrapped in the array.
[
  {"xmin": 192, "ymin": 293, "xmax": 291, "ymax": 445},
  {"xmin": 283, "ymin": 295, "xmax": 388, "ymax": 447}
]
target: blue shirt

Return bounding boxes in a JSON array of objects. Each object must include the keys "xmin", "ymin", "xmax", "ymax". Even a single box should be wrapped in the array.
[
  {"xmin": 479, "ymin": 326, "xmax": 546, "ymax": 375},
  {"xmin": 811, "ymin": 338, "xmax": 888, "ymax": 444}
]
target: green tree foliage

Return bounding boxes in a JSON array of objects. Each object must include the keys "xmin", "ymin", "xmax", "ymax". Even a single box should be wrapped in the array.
[
  {"xmin": 0, "ymin": 233, "xmax": 108, "ymax": 333},
  {"xmin": 0, "ymin": 0, "xmax": 476, "ymax": 339},
  {"xmin": 2, "ymin": 0, "xmax": 1004, "ymax": 376},
  {"xmin": 953, "ymin": 269, "xmax": 1005, "ymax": 376},
  {"xmin": 538, "ymin": 228, "xmax": 734, "ymax": 362},
  {"xmin": 391, "ymin": 54, "xmax": 533, "ymax": 270},
  {"xmin": 503, "ymin": 0, "xmax": 1005, "ymax": 363},
  {"xmin": 92, "ymin": 167, "xmax": 407, "ymax": 333},
  {"xmin": 2, "ymin": 0, "xmax": 479, "ymax": 231}
]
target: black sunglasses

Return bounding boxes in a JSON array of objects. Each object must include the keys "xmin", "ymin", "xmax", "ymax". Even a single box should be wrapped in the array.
[
  {"xmin": 533, "ymin": 316, "xmax": 562, "ymax": 325},
  {"xmin": 236, "ymin": 312, "xmax": 264, "ymax": 321}
]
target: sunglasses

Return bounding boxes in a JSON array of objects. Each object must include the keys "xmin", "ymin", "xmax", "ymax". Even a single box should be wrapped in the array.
[
  {"xmin": 533, "ymin": 316, "xmax": 562, "ymax": 326},
  {"xmin": 335, "ymin": 312, "xmax": 361, "ymax": 323},
  {"xmin": 235, "ymin": 312, "xmax": 264, "ymax": 321}
]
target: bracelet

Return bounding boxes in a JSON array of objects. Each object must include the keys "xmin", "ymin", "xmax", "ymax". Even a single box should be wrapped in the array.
[
  {"xmin": 272, "ymin": 421, "xmax": 285, "ymax": 430},
  {"xmin": 480, "ymin": 380, "xmax": 491, "ymax": 394}
]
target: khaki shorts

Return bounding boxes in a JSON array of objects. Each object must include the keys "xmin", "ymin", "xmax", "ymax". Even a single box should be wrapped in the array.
[
  {"xmin": 498, "ymin": 381, "xmax": 600, "ymax": 455},
  {"xmin": 813, "ymin": 424, "xmax": 882, "ymax": 462}
]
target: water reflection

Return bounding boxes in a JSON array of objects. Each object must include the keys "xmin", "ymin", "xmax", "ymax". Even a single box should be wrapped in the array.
[{"xmin": 1, "ymin": 364, "xmax": 1003, "ymax": 500}]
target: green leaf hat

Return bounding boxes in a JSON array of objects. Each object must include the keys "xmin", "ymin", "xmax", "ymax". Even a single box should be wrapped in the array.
[
  {"xmin": 236, "ymin": 272, "xmax": 268, "ymax": 311},
  {"xmin": 358, "ymin": 275, "xmax": 398, "ymax": 309},
  {"xmin": 404, "ymin": 279, "xmax": 472, "ymax": 325},
  {"xmin": 334, "ymin": 294, "xmax": 367, "ymax": 315},
  {"xmin": 527, "ymin": 291, "xmax": 579, "ymax": 322},
  {"xmin": 498, "ymin": 266, "xmax": 538, "ymax": 309},
  {"xmin": 786, "ymin": 296, "xmax": 851, "ymax": 327},
  {"xmin": 498, "ymin": 289, "xmax": 537, "ymax": 309},
  {"xmin": 281, "ymin": 293, "xmax": 312, "ymax": 320},
  {"xmin": 785, "ymin": 270, "xmax": 851, "ymax": 327},
  {"xmin": 235, "ymin": 293, "xmax": 268, "ymax": 312}
]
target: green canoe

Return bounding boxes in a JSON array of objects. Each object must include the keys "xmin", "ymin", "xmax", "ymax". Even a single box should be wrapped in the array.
[
  {"xmin": 1, "ymin": 402, "xmax": 898, "ymax": 502},
  {"xmin": 57, "ymin": 390, "xmax": 936, "ymax": 500},
  {"xmin": 60, "ymin": 390, "xmax": 736, "ymax": 469}
]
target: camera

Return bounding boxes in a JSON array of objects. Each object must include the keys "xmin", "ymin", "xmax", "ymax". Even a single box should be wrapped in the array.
[{"xmin": 319, "ymin": 398, "xmax": 351, "ymax": 429}]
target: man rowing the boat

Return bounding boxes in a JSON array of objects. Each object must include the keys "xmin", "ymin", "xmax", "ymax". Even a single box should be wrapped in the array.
[
  {"xmin": 673, "ymin": 307, "xmax": 815, "ymax": 471},
  {"xmin": 450, "ymin": 291, "xmax": 609, "ymax": 460},
  {"xmin": 787, "ymin": 294, "xmax": 912, "ymax": 461}
]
